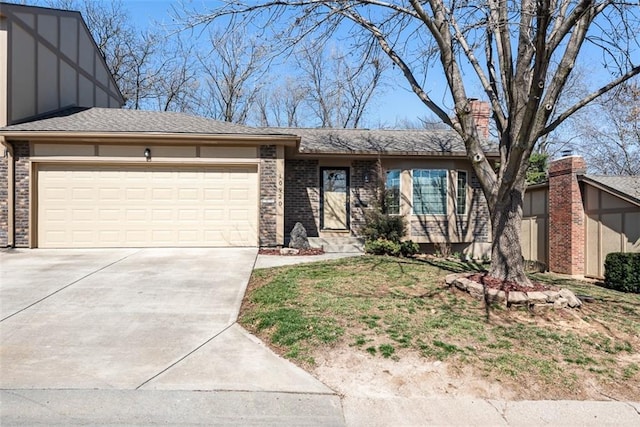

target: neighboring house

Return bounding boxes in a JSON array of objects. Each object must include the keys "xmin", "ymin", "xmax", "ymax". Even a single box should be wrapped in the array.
[
  {"xmin": 0, "ymin": 2, "xmax": 497, "ymax": 257},
  {"xmin": 522, "ymin": 156, "xmax": 640, "ymax": 279}
]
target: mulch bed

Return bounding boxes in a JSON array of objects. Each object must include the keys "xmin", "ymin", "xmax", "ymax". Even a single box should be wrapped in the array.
[
  {"xmin": 466, "ymin": 273, "xmax": 553, "ymax": 292},
  {"xmin": 258, "ymin": 248, "xmax": 325, "ymax": 256}
]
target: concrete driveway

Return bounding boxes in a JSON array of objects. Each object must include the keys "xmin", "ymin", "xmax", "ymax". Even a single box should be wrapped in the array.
[{"xmin": 0, "ymin": 248, "xmax": 343, "ymax": 425}]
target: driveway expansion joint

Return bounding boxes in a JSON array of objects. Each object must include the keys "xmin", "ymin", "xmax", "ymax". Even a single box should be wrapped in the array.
[
  {"xmin": 0, "ymin": 250, "xmax": 140, "ymax": 323},
  {"xmin": 135, "ymin": 321, "xmax": 237, "ymax": 390}
]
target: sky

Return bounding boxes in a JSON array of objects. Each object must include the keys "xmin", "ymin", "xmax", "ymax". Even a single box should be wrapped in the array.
[
  {"xmin": 122, "ymin": 0, "xmax": 442, "ymax": 127},
  {"xmin": 18, "ymin": 0, "xmax": 638, "ymax": 131}
]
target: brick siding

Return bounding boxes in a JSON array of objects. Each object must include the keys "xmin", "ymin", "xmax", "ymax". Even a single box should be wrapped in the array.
[
  {"xmin": 284, "ymin": 159, "xmax": 319, "ymax": 237},
  {"xmin": 350, "ymin": 160, "xmax": 377, "ymax": 235},
  {"xmin": 259, "ymin": 145, "xmax": 278, "ymax": 246},
  {"xmin": 14, "ymin": 141, "xmax": 30, "ymax": 247},
  {"xmin": 469, "ymin": 171, "xmax": 490, "ymax": 242},
  {"xmin": 548, "ymin": 156, "xmax": 586, "ymax": 275},
  {"xmin": 0, "ymin": 151, "xmax": 8, "ymax": 246},
  {"xmin": 470, "ymin": 100, "xmax": 490, "ymax": 139}
]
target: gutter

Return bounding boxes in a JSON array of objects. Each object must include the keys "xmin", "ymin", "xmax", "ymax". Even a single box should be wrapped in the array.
[
  {"xmin": 0, "ymin": 136, "xmax": 14, "ymax": 247},
  {"xmin": 0, "ymin": 131, "xmax": 301, "ymax": 147}
]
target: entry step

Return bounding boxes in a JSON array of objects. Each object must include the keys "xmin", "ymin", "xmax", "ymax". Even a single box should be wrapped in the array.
[{"xmin": 309, "ymin": 237, "xmax": 365, "ymax": 253}]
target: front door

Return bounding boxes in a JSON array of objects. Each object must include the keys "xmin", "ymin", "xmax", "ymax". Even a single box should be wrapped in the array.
[{"xmin": 321, "ymin": 168, "xmax": 349, "ymax": 230}]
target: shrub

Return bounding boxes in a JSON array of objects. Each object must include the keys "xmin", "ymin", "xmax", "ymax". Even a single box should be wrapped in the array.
[
  {"xmin": 365, "ymin": 238, "xmax": 419, "ymax": 257},
  {"xmin": 365, "ymin": 238, "xmax": 401, "ymax": 256},
  {"xmin": 400, "ymin": 240, "xmax": 420, "ymax": 257},
  {"xmin": 362, "ymin": 210, "xmax": 406, "ymax": 242},
  {"xmin": 604, "ymin": 253, "xmax": 640, "ymax": 293}
]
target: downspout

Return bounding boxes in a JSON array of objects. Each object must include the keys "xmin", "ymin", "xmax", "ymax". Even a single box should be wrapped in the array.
[{"xmin": 1, "ymin": 136, "xmax": 14, "ymax": 247}]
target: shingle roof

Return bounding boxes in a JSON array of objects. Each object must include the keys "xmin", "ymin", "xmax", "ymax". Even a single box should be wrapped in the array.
[
  {"xmin": 582, "ymin": 175, "xmax": 640, "ymax": 206},
  {"xmin": 0, "ymin": 107, "xmax": 289, "ymax": 136},
  {"xmin": 1, "ymin": 107, "xmax": 498, "ymax": 156},
  {"xmin": 269, "ymin": 127, "xmax": 496, "ymax": 155}
]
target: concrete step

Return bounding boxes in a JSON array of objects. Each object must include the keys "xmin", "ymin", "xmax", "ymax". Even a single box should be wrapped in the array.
[{"xmin": 309, "ymin": 237, "xmax": 365, "ymax": 253}]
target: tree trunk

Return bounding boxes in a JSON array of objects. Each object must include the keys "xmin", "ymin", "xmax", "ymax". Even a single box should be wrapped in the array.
[{"xmin": 488, "ymin": 187, "xmax": 532, "ymax": 286}]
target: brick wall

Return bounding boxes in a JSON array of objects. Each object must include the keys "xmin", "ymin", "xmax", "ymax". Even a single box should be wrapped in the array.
[
  {"xmin": 259, "ymin": 145, "xmax": 278, "ymax": 246},
  {"xmin": 350, "ymin": 160, "xmax": 377, "ymax": 235},
  {"xmin": 469, "ymin": 171, "xmax": 490, "ymax": 242},
  {"xmin": 470, "ymin": 100, "xmax": 490, "ymax": 139},
  {"xmin": 548, "ymin": 156, "xmax": 586, "ymax": 275},
  {"xmin": 284, "ymin": 159, "xmax": 319, "ymax": 237},
  {"xmin": 14, "ymin": 141, "xmax": 30, "ymax": 247},
  {"xmin": 0, "ymin": 150, "xmax": 8, "ymax": 246}
]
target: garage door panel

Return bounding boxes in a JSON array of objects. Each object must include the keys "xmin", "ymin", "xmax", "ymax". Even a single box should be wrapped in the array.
[{"xmin": 38, "ymin": 164, "xmax": 258, "ymax": 248}]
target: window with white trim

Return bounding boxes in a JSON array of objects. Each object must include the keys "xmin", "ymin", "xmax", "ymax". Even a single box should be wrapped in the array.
[
  {"xmin": 385, "ymin": 169, "xmax": 400, "ymax": 215},
  {"xmin": 412, "ymin": 169, "xmax": 447, "ymax": 215},
  {"xmin": 457, "ymin": 170, "xmax": 468, "ymax": 215}
]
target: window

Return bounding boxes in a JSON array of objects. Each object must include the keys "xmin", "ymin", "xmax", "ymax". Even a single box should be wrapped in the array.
[
  {"xmin": 412, "ymin": 169, "xmax": 447, "ymax": 215},
  {"xmin": 385, "ymin": 169, "xmax": 400, "ymax": 214},
  {"xmin": 457, "ymin": 171, "xmax": 468, "ymax": 215}
]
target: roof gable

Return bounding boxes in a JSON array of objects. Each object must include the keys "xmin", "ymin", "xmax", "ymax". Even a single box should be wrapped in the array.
[
  {"xmin": 0, "ymin": 2, "xmax": 124, "ymax": 124},
  {"xmin": 580, "ymin": 175, "xmax": 640, "ymax": 207}
]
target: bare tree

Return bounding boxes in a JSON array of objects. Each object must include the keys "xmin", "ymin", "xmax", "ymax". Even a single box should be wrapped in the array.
[
  {"xmin": 296, "ymin": 44, "xmax": 386, "ymax": 128},
  {"xmin": 196, "ymin": 29, "xmax": 269, "ymax": 123},
  {"xmin": 150, "ymin": 35, "xmax": 201, "ymax": 113},
  {"xmin": 184, "ymin": 1, "xmax": 640, "ymax": 285},
  {"xmin": 255, "ymin": 77, "xmax": 308, "ymax": 127},
  {"xmin": 573, "ymin": 81, "xmax": 640, "ymax": 175}
]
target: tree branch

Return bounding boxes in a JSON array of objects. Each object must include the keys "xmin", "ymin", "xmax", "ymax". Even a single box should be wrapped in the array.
[{"xmin": 541, "ymin": 65, "xmax": 640, "ymax": 136}]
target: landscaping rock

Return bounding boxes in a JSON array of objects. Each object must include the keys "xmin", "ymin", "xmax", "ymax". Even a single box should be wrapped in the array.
[
  {"xmin": 455, "ymin": 280, "xmax": 468, "ymax": 291},
  {"xmin": 507, "ymin": 291, "xmax": 528, "ymax": 305},
  {"xmin": 448, "ymin": 274, "xmax": 580, "ymax": 310},
  {"xmin": 466, "ymin": 281, "xmax": 485, "ymax": 298},
  {"xmin": 484, "ymin": 287, "xmax": 507, "ymax": 304},
  {"xmin": 280, "ymin": 248, "xmax": 300, "ymax": 255},
  {"xmin": 445, "ymin": 274, "xmax": 459, "ymax": 286},
  {"xmin": 527, "ymin": 291, "xmax": 549, "ymax": 304},
  {"xmin": 543, "ymin": 290, "xmax": 561, "ymax": 302},
  {"xmin": 289, "ymin": 222, "xmax": 310, "ymax": 249},
  {"xmin": 559, "ymin": 289, "xmax": 582, "ymax": 308}
]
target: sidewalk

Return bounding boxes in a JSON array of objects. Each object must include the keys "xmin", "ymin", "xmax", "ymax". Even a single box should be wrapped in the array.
[
  {"xmin": 342, "ymin": 397, "xmax": 640, "ymax": 426},
  {"xmin": 254, "ymin": 252, "xmax": 363, "ymax": 269}
]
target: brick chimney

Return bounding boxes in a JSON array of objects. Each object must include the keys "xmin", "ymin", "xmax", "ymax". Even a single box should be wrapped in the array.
[
  {"xmin": 548, "ymin": 155, "xmax": 586, "ymax": 276},
  {"xmin": 469, "ymin": 99, "xmax": 490, "ymax": 139}
]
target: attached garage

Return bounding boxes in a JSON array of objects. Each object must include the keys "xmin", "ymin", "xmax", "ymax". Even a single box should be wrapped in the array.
[
  {"xmin": 36, "ymin": 164, "xmax": 259, "ymax": 248},
  {"xmin": 0, "ymin": 107, "xmax": 297, "ymax": 249}
]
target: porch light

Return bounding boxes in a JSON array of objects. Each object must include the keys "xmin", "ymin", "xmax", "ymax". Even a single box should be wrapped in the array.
[{"xmin": 144, "ymin": 148, "xmax": 151, "ymax": 159}]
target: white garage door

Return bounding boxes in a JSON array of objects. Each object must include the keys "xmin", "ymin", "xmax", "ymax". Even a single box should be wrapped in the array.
[{"xmin": 37, "ymin": 164, "xmax": 259, "ymax": 248}]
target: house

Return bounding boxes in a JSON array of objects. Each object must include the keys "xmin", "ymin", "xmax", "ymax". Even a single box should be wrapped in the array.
[
  {"xmin": 1, "ymin": 2, "xmax": 498, "ymax": 257},
  {"xmin": 522, "ymin": 155, "xmax": 640, "ymax": 279},
  {"xmin": 281, "ymin": 125, "xmax": 496, "ymax": 256}
]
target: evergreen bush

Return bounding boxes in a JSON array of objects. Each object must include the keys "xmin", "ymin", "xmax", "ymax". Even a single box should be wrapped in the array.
[{"xmin": 604, "ymin": 253, "xmax": 640, "ymax": 293}]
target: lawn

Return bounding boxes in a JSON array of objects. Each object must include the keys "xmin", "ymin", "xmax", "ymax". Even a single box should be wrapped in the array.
[{"xmin": 239, "ymin": 255, "xmax": 640, "ymax": 400}]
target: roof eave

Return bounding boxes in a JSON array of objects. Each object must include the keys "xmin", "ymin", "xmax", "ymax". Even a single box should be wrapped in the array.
[
  {"xmin": 578, "ymin": 175, "xmax": 640, "ymax": 207},
  {"xmin": 0, "ymin": 131, "xmax": 300, "ymax": 147},
  {"xmin": 295, "ymin": 150, "xmax": 500, "ymax": 159}
]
